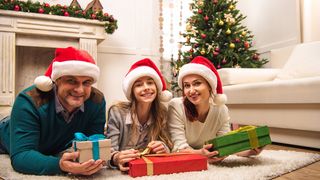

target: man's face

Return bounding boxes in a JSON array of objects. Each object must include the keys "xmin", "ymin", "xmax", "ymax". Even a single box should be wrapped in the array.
[{"xmin": 55, "ymin": 76, "xmax": 94, "ymax": 112}]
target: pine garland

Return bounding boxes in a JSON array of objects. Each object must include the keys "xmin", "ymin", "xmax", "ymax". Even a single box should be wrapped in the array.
[{"xmin": 0, "ymin": 0, "xmax": 118, "ymax": 34}]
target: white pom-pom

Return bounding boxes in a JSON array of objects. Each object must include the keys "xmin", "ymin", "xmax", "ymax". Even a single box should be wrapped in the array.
[
  {"xmin": 34, "ymin": 75, "xmax": 53, "ymax": 92},
  {"xmin": 213, "ymin": 94, "xmax": 227, "ymax": 105},
  {"xmin": 159, "ymin": 90, "xmax": 173, "ymax": 102}
]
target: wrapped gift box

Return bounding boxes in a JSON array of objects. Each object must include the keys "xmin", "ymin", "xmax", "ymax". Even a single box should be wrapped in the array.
[
  {"xmin": 72, "ymin": 136, "xmax": 111, "ymax": 163},
  {"xmin": 206, "ymin": 126, "xmax": 272, "ymax": 157},
  {"xmin": 129, "ymin": 154, "xmax": 207, "ymax": 177}
]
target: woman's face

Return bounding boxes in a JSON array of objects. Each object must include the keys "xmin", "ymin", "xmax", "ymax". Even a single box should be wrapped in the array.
[
  {"xmin": 182, "ymin": 74, "xmax": 211, "ymax": 106},
  {"xmin": 132, "ymin": 76, "xmax": 157, "ymax": 104}
]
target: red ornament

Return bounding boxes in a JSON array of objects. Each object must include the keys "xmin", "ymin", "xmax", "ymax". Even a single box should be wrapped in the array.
[
  {"xmin": 213, "ymin": 0, "xmax": 218, "ymax": 5},
  {"xmin": 217, "ymin": 64, "xmax": 221, "ymax": 69},
  {"xmin": 82, "ymin": 11, "xmax": 87, "ymax": 15},
  {"xmin": 38, "ymin": 8, "xmax": 44, "ymax": 14},
  {"xmin": 244, "ymin": 41, "xmax": 250, "ymax": 49},
  {"xmin": 194, "ymin": 43, "xmax": 199, "ymax": 48},
  {"xmin": 253, "ymin": 54, "xmax": 259, "ymax": 60},
  {"xmin": 201, "ymin": 34, "xmax": 206, "ymax": 39},
  {"xmin": 63, "ymin": 5, "xmax": 67, "ymax": 9},
  {"xmin": 213, "ymin": 51, "xmax": 219, "ymax": 56},
  {"xmin": 198, "ymin": 9, "xmax": 203, "ymax": 14},
  {"xmin": 14, "ymin": 5, "xmax": 20, "ymax": 11},
  {"xmin": 57, "ymin": 4, "xmax": 62, "ymax": 7},
  {"xmin": 214, "ymin": 47, "xmax": 220, "ymax": 52},
  {"xmin": 44, "ymin": 3, "xmax": 50, "ymax": 8},
  {"xmin": 104, "ymin": 13, "xmax": 109, "ymax": 17},
  {"xmin": 91, "ymin": 14, "xmax": 96, "ymax": 19},
  {"xmin": 235, "ymin": 38, "xmax": 241, "ymax": 43},
  {"xmin": 204, "ymin": 15, "xmax": 209, "ymax": 21},
  {"xmin": 64, "ymin": 11, "xmax": 70, "ymax": 16},
  {"xmin": 222, "ymin": 58, "xmax": 227, "ymax": 64},
  {"xmin": 189, "ymin": 48, "xmax": 194, "ymax": 53}
]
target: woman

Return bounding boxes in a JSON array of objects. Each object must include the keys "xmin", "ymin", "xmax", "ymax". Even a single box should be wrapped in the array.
[
  {"xmin": 106, "ymin": 58, "xmax": 173, "ymax": 171},
  {"xmin": 168, "ymin": 56, "xmax": 262, "ymax": 164}
]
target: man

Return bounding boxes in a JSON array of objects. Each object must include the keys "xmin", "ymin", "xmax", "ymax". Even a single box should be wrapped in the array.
[{"xmin": 0, "ymin": 47, "xmax": 106, "ymax": 175}]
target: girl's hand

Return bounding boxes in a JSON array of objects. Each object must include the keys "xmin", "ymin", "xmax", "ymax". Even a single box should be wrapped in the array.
[
  {"xmin": 202, "ymin": 144, "xmax": 227, "ymax": 164},
  {"xmin": 113, "ymin": 149, "xmax": 139, "ymax": 171},
  {"xmin": 148, "ymin": 141, "xmax": 170, "ymax": 154}
]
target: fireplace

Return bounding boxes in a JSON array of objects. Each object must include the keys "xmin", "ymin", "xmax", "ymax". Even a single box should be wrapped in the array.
[{"xmin": 0, "ymin": 10, "xmax": 106, "ymax": 118}]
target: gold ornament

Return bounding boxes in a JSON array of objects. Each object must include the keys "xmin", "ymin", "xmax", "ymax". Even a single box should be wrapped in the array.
[
  {"xmin": 229, "ymin": 5, "xmax": 235, "ymax": 10},
  {"xmin": 197, "ymin": 0, "xmax": 204, "ymax": 6},
  {"xmin": 186, "ymin": 36, "xmax": 191, "ymax": 43},
  {"xmin": 242, "ymin": 31, "xmax": 247, "ymax": 36},
  {"xmin": 186, "ymin": 24, "xmax": 192, "ymax": 31},
  {"xmin": 229, "ymin": 43, "xmax": 235, "ymax": 49},
  {"xmin": 226, "ymin": 29, "xmax": 231, "ymax": 35},
  {"xmin": 218, "ymin": 20, "xmax": 224, "ymax": 26},
  {"xmin": 234, "ymin": 64, "xmax": 241, "ymax": 68},
  {"xmin": 200, "ymin": 49, "xmax": 206, "ymax": 55}
]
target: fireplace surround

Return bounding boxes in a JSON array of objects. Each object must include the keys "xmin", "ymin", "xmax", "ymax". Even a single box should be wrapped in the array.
[{"xmin": 0, "ymin": 10, "xmax": 106, "ymax": 118}]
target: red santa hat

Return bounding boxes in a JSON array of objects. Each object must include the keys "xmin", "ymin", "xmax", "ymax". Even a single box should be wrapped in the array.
[
  {"xmin": 34, "ymin": 47, "xmax": 100, "ymax": 92},
  {"xmin": 122, "ymin": 58, "xmax": 172, "ymax": 102},
  {"xmin": 178, "ymin": 56, "xmax": 227, "ymax": 105}
]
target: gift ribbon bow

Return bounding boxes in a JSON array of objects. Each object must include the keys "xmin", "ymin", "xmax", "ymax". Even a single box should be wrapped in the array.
[
  {"xmin": 226, "ymin": 125, "xmax": 259, "ymax": 149},
  {"xmin": 73, "ymin": 132, "xmax": 105, "ymax": 161}
]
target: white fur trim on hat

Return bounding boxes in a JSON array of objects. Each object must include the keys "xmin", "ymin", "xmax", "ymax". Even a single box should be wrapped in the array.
[
  {"xmin": 52, "ymin": 60, "xmax": 100, "ymax": 82},
  {"xmin": 122, "ymin": 66, "xmax": 163, "ymax": 100},
  {"xmin": 159, "ymin": 90, "xmax": 173, "ymax": 102},
  {"xmin": 178, "ymin": 63, "xmax": 217, "ymax": 93},
  {"xmin": 214, "ymin": 94, "xmax": 227, "ymax": 105},
  {"xmin": 34, "ymin": 75, "xmax": 53, "ymax": 92}
]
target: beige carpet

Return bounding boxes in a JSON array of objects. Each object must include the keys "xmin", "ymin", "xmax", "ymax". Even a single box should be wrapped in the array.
[{"xmin": 1, "ymin": 150, "xmax": 319, "ymax": 180}]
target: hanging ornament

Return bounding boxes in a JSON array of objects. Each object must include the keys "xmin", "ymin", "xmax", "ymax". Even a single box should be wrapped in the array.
[
  {"xmin": 229, "ymin": 5, "xmax": 235, "ymax": 10},
  {"xmin": 198, "ymin": 9, "xmax": 203, "ymax": 14},
  {"xmin": 44, "ymin": 3, "xmax": 50, "ymax": 8},
  {"xmin": 189, "ymin": 48, "xmax": 194, "ymax": 53},
  {"xmin": 244, "ymin": 41, "xmax": 250, "ymax": 49},
  {"xmin": 253, "ymin": 53, "xmax": 260, "ymax": 60},
  {"xmin": 64, "ymin": 11, "xmax": 70, "ymax": 16},
  {"xmin": 186, "ymin": 36, "xmax": 191, "ymax": 43},
  {"xmin": 214, "ymin": 47, "xmax": 220, "ymax": 52},
  {"xmin": 213, "ymin": 51, "xmax": 219, "ymax": 56},
  {"xmin": 222, "ymin": 58, "xmax": 227, "ymax": 64},
  {"xmin": 201, "ymin": 48, "xmax": 206, "ymax": 55},
  {"xmin": 213, "ymin": 0, "xmax": 218, "ymax": 5},
  {"xmin": 217, "ymin": 64, "xmax": 221, "ymax": 69},
  {"xmin": 204, "ymin": 15, "xmax": 209, "ymax": 21},
  {"xmin": 197, "ymin": 0, "xmax": 204, "ymax": 6},
  {"xmin": 218, "ymin": 20, "xmax": 224, "ymax": 26},
  {"xmin": 242, "ymin": 31, "xmax": 247, "ymax": 36},
  {"xmin": 186, "ymin": 24, "xmax": 192, "ymax": 31},
  {"xmin": 226, "ymin": 29, "xmax": 231, "ymax": 35},
  {"xmin": 235, "ymin": 38, "xmax": 241, "ymax": 43},
  {"xmin": 201, "ymin": 33, "xmax": 207, "ymax": 39},
  {"xmin": 229, "ymin": 43, "xmax": 235, "ymax": 49}
]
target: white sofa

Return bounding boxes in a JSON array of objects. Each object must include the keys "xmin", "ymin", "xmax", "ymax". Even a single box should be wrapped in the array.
[{"xmin": 218, "ymin": 41, "xmax": 320, "ymax": 149}]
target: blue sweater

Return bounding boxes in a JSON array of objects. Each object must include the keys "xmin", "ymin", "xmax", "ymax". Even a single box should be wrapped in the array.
[{"xmin": 0, "ymin": 85, "xmax": 106, "ymax": 175}]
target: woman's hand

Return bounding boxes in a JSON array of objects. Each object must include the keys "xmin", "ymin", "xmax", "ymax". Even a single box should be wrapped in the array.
[
  {"xmin": 59, "ymin": 151, "xmax": 104, "ymax": 175},
  {"xmin": 113, "ymin": 149, "xmax": 139, "ymax": 171},
  {"xmin": 202, "ymin": 144, "xmax": 227, "ymax": 164},
  {"xmin": 236, "ymin": 146, "xmax": 264, "ymax": 157},
  {"xmin": 148, "ymin": 141, "xmax": 170, "ymax": 154}
]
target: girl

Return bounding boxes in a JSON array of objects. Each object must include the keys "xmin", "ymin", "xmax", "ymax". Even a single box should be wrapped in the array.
[
  {"xmin": 168, "ymin": 56, "xmax": 262, "ymax": 164},
  {"xmin": 106, "ymin": 58, "xmax": 173, "ymax": 171}
]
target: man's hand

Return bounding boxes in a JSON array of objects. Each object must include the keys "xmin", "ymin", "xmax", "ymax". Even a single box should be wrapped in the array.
[
  {"xmin": 59, "ymin": 152, "xmax": 104, "ymax": 175},
  {"xmin": 148, "ymin": 141, "xmax": 169, "ymax": 154},
  {"xmin": 113, "ymin": 149, "xmax": 139, "ymax": 171}
]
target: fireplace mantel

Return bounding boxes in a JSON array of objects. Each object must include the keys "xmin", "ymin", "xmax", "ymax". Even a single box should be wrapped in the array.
[{"xmin": 0, "ymin": 10, "xmax": 106, "ymax": 117}]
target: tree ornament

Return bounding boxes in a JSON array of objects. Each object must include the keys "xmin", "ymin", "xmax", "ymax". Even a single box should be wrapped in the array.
[
  {"xmin": 91, "ymin": 13, "xmax": 96, "ymax": 19},
  {"xmin": 242, "ymin": 31, "xmax": 247, "ymax": 36},
  {"xmin": 235, "ymin": 38, "xmax": 241, "ymax": 43},
  {"xmin": 214, "ymin": 47, "xmax": 220, "ymax": 52},
  {"xmin": 234, "ymin": 64, "xmax": 241, "ymax": 68},
  {"xmin": 204, "ymin": 15, "xmax": 209, "ymax": 21},
  {"xmin": 213, "ymin": 51, "xmax": 219, "ymax": 56},
  {"xmin": 197, "ymin": 0, "xmax": 204, "ymax": 6},
  {"xmin": 226, "ymin": 29, "xmax": 231, "ymax": 35},
  {"xmin": 229, "ymin": 43, "xmax": 235, "ymax": 49},
  {"xmin": 201, "ymin": 33, "xmax": 206, "ymax": 39},
  {"xmin": 186, "ymin": 24, "xmax": 192, "ymax": 31},
  {"xmin": 198, "ymin": 9, "xmax": 203, "ymax": 14},
  {"xmin": 217, "ymin": 64, "xmax": 221, "ymax": 69},
  {"xmin": 244, "ymin": 41, "xmax": 250, "ymax": 49},
  {"xmin": 44, "ymin": 3, "xmax": 50, "ymax": 8},
  {"xmin": 64, "ymin": 11, "xmax": 69, "ymax": 16},
  {"xmin": 213, "ymin": 0, "xmax": 218, "ymax": 5},
  {"xmin": 222, "ymin": 58, "xmax": 227, "ymax": 64},
  {"xmin": 218, "ymin": 20, "xmax": 224, "ymax": 26},
  {"xmin": 189, "ymin": 48, "xmax": 194, "ymax": 53},
  {"xmin": 253, "ymin": 53, "xmax": 259, "ymax": 60},
  {"xmin": 186, "ymin": 36, "xmax": 191, "ymax": 43},
  {"xmin": 229, "ymin": 5, "xmax": 235, "ymax": 10},
  {"xmin": 201, "ymin": 48, "xmax": 206, "ymax": 55}
]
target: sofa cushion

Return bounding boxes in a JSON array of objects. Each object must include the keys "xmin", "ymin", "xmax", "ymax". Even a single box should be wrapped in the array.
[
  {"xmin": 276, "ymin": 41, "xmax": 320, "ymax": 80},
  {"xmin": 218, "ymin": 68, "xmax": 280, "ymax": 86}
]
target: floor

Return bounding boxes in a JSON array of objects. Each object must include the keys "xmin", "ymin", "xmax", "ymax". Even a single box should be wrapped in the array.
[{"xmin": 266, "ymin": 143, "xmax": 320, "ymax": 180}]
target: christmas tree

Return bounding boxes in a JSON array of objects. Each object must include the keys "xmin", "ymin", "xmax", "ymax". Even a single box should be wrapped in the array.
[
  {"xmin": 170, "ymin": 0, "xmax": 268, "ymax": 94},
  {"xmin": 174, "ymin": 0, "xmax": 267, "ymax": 69}
]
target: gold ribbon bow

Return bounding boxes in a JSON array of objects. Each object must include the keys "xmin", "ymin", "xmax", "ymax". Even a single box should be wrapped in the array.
[{"xmin": 226, "ymin": 125, "xmax": 259, "ymax": 149}]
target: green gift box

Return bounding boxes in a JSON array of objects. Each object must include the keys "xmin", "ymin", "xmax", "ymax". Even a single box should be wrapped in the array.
[{"xmin": 206, "ymin": 126, "xmax": 272, "ymax": 157}]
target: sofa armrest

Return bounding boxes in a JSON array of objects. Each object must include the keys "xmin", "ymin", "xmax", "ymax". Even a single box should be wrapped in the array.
[{"xmin": 218, "ymin": 68, "xmax": 281, "ymax": 86}]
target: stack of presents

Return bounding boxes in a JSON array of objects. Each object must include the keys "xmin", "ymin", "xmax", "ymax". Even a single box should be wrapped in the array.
[{"xmin": 72, "ymin": 126, "xmax": 271, "ymax": 177}]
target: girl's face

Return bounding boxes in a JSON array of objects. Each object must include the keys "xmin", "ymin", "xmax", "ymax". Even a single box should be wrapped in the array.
[
  {"xmin": 132, "ymin": 76, "xmax": 157, "ymax": 104},
  {"xmin": 182, "ymin": 74, "xmax": 211, "ymax": 106}
]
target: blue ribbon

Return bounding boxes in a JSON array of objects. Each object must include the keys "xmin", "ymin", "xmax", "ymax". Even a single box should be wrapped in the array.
[{"xmin": 73, "ymin": 132, "xmax": 105, "ymax": 161}]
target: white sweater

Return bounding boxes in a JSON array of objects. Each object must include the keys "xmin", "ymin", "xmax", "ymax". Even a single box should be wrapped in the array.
[{"xmin": 168, "ymin": 97, "xmax": 231, "ymax": 152}]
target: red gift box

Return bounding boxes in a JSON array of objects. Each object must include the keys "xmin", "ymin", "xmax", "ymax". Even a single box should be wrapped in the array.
[{"xmin": 128, "ymin": 154, "xmax": 208, "ymax": 177}]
